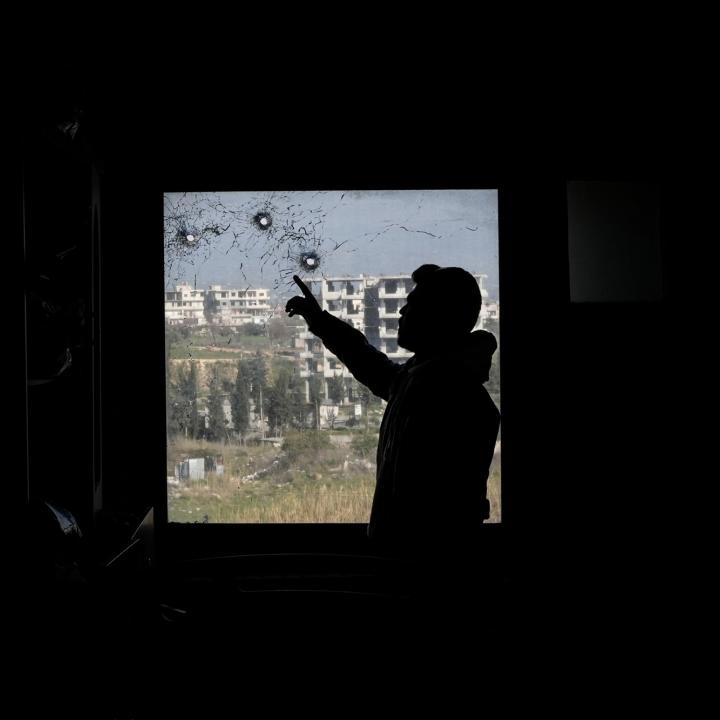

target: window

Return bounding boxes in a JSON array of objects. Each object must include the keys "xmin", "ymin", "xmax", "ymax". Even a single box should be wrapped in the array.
[{"xmin": 164, "ymin": 189, "xmax": 500, "ymax": 524}]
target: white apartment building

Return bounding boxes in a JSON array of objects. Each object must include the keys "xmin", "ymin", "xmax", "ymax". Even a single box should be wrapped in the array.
[
  {"xmin": 164, "ymin": 283, "xmax": 272, "ymax": 327},
  {"xmin": 481, "ymin": 299, "xmax": 500, "ymax": 325},
  {"xmin": 297, "ymin": 272, "xmax": 496, "ymax": 403},
  {"xmin": 165, "ymin": 282, "xmax": 207, "ymax": 326},
  {"xmin": 204, "ymin": 285, "xmax": 272, "ymax": 326}
]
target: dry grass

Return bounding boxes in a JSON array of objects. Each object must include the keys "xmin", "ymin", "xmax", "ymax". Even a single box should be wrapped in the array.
[
  {"xmin": 168, "ymin": 437, "xmax": 502, "ymax": 524},
  {"xmin": 170, "ymin": 468, "xmax": 374, "ymax": 523},
  {"xmin": 487, "ymin": 450, "xmax": 502, "ymax": 523},
  {"xmin": 204, "ymin": 479, "xmax": 374, "ymax": 523}
]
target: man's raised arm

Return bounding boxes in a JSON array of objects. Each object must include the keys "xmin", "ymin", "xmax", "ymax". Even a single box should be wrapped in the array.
[{"xmin": 285, "ymin": 275, "xmax": 400, "ymax": 401}]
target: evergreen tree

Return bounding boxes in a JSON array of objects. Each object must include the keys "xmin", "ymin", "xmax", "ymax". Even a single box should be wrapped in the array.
[
  {"xmin": 357, "ymin": 381, "xmax": 380, "ymax": 431},
  {"xmin": 246, "ymin": 352, "xmax": 268, "ymax": 418},
  {"xmin": 169, "ymin": 361, "xmax": 200, "ymax": 438},
  {"xmin": 205, "ymin": 363, "xmax": 228, "ymax": 442},
  {"xmin": 326, "ymin": 373, "xmax": 345, "ymax": 405},
  {"xmin": 231, "ymin": 360, "xmax": 251, "ymax": 438},
  {"xmin": 308, "ymin": 374, "xmax": 322, "ymax": 429},
  {"xmin": 267, "ymin": 367, "xmax": 292, "ymax": 436},
  {"xmin": 186, "ymin": 362, "xmax": 200, "ymax": 438},
  {"xmin": 166, "ymin": 331, "xmax": 180, "ymax": 437},
  {"xmin": 288, "ymin": 371, "xmax": 308, "ymax": 427}
]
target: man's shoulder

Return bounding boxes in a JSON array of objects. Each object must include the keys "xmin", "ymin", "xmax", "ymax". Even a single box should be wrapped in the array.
[
  {"xmin": 403, "ymin": 359, "xmax": 494, "ymax": 414},
  {"xmin": 407, "ymin": 354, "xmax": 485, "ymax": 388}
]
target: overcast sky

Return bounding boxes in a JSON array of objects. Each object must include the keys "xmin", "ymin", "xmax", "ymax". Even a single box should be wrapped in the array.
[{"xmin": 164, "ymin": 189, "xmax": 499, "ymax": 303}]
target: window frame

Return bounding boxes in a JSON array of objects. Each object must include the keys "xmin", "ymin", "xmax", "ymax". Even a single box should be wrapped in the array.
[{"xmin": 154, "ymin": 179, "xmax": 510, "ymax": 564}]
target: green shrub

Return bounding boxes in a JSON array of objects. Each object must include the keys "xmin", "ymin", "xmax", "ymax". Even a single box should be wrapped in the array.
[{"xmin": 282, "ymin": 429, "xmax": 332, "ymax": 461}]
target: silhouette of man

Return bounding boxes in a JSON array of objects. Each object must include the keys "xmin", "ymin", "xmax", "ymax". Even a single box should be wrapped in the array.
[{"xmin": 286, "ymin": 265, "xmax": 500, "ymax": 593}]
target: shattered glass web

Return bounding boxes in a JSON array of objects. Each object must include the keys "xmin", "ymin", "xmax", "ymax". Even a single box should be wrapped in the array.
[{"xmin": 164, "ymin": 190, "xmax": 498, "ymax": 302}]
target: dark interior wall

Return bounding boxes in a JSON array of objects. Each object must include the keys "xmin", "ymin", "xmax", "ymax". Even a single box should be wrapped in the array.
[
  {"xmin": 499, "ymin": 180, "xmax": 671, "ymax": 600},
  {"xmin": 563, "ymin": 183, "xmax": 671, "ymax": 599},
  {"xmin": 97, "ymin": 166, "xmax": 166, "ymax": 518},
  {"xmin": 568, "ymin": 181, "xmax": 662, "ymax": 302},
  {"xmin": 21, "ymin": 105, "xmax": 98, "ymax": 531},
  {"xmin": 496, "ymin": 180, "xmax": 571, "ymax": 584}
]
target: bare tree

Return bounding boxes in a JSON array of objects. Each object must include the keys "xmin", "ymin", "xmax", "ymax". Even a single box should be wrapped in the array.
[{"xmin": 325, "ymin": 407, "xmax": 338, "ymax": 430}]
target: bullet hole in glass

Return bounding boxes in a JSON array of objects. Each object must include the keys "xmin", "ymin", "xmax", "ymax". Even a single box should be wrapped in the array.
[
  {"xmin": 253, "ymin": 212, "xmax": 272, "ymax": 230},
  {"xmin": 299, "ymin": 251, "xmax": 321, "ymax": 272},
  {"xmin": 178, "ymin": 227, "xmax": 200, "ymax": 246}
]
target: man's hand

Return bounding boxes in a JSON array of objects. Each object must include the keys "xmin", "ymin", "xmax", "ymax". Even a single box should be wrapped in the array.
[{"xmin": 285, "ymin": 275, "xmax": 322, "ymax": 326}]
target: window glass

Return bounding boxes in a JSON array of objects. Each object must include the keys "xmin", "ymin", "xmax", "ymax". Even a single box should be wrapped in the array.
[{"xmin": 164, "ymin": 190, "xmax": 500, "ymax": 523}]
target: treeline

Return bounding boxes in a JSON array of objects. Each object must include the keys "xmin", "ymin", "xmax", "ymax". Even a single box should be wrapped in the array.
[
  {"xmin": 167, "ymin": 352, "xmax": 379, "ymax": 442},
  {"xmin": 167, "ymin": 353, "xmax": 291, "ymax": 441},
  {"xmin": 165, "ymin": 317, "xmax": 500, "ymax": 443}
]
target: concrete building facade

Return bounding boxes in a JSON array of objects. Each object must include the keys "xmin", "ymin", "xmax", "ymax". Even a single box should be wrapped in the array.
[
  {"xmin": 164, "ymin": 283, "xmax": 272, "ymax": 327},
  {"xmin": 165, "ymin": 282, "xmax": 207, "ymax": 326}
]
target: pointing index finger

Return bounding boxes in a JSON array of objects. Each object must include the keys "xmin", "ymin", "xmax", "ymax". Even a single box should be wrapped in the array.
[{"xmin": 293, "ymin": 275, "xmax": 314, "ymax": 299}]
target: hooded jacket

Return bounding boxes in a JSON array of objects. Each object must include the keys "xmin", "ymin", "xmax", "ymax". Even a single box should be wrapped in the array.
[{"xmin": 309, "ymin": 311, "xmax": 500, "ymax": 560}]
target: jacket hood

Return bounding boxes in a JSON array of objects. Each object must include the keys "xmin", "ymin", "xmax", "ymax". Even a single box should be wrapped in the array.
[
  {"xmin": 408, "ymin": 329, "xmax": 498, "ymax": 384},
  {"xmin": 464, "ymin": 330, "xmax": 498, "ymax": 383}
]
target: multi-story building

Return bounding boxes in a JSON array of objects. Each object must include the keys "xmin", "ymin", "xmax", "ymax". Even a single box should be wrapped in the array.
[
  {"xmin": 164, "ymin": 283, "xmax": 272, "ymax": 326},
  {"xmin": 165, "ymin": 282, "xmax": 207, "ymax": 326},
  {"xmin": 297, "ymin": 272, "xmax": 495, "ymax": 403},
  {"xmin": 204, "ymin": 285, "xmax": 272, "ymax": 326},
  {"xmin": 481, "ymin": 299, "xmax": 500, "ymax": 325}
]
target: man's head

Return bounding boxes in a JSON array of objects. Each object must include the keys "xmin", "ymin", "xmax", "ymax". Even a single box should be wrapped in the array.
[{"xmin": 398, "ymin": 264, "xmax": 482, "ymax": 352}]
